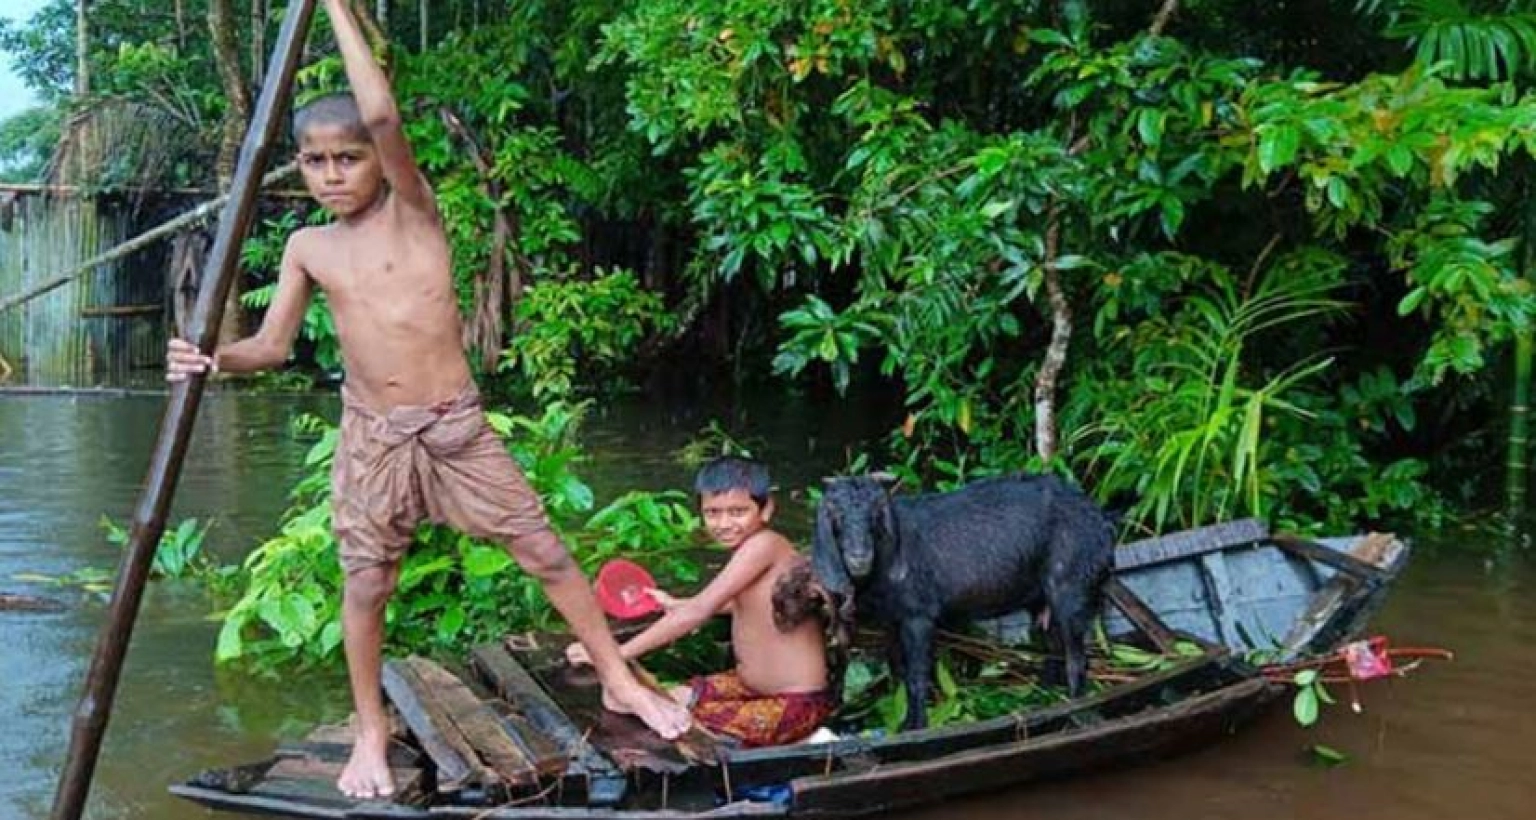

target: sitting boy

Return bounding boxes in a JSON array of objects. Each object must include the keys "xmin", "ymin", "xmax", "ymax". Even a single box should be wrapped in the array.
[{"xmin": 568, "ymin": 457, "xmax": 833, "ymax": 747}]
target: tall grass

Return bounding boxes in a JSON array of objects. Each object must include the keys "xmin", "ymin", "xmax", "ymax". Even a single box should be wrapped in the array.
[{"xmin": 1074, "ymin": 267, "xmax": 1346, "ymax": 535}]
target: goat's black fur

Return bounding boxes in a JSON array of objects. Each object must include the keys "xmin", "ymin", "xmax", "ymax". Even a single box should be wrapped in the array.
[{"xmin": 812, "ymin": 473, "xmax": 1115, "ymax": 730}]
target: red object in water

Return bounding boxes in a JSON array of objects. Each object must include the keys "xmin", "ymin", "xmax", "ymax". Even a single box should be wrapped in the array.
[
  {"xmin": 595, "ymin": 559, "xmax": 661, "ymax": 619},
  {"xmin": 1342, "ymin": 637, "xmax": 1394, "ymax": 680}
]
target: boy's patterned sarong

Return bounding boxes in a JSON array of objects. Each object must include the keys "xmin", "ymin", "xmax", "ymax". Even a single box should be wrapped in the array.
[
  {"xmin": 331, "ymin": 383, "xmax": 550, "ymax": 574},
  {"xmin": 688, "ymin": 670, "xmax": 834, "ymax": 748}
]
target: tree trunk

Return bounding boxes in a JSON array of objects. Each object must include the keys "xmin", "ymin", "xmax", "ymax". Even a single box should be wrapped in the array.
[
  {"xmin": 74, "ymin": 0, "xmax": 89, "ymax": 96},
  {"xmin": 1149, "ymin": 0, "xmax": 1180, "ymax": 36},
  {"xmin": 1033, "ymin": 207, "xmax": 1071, "ymax": 463},
  {"xmin": 1506, "ymin": 174, "xmax": 1536, "ymax": 517},
  {"xmin": 174, "ymin": 0, "xmax": 187, "ymax": 50},
  {"xmin": 440, "ymin": 108, "xmax": 523, "ymax": 371},
  {"xmin": 209, "ymin": 0, "xmax": 253, "ymax": 346},
  {"xmin": 251, "ymin": 0, "xmax": 268, "ymax": 88},
  {"xmin": 419, "ymin": 0, "xmax": 429, "ymax": 51}
]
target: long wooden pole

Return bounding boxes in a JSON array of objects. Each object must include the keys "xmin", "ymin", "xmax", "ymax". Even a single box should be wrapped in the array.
[{"xmin": 48, "ymin": 3, "xmax": 318, "ymax": 819}]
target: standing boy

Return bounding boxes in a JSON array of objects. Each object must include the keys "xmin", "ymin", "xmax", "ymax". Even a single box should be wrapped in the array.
[
  {"xmin": 567, "ymin": 457, "xmax": 833, "ymax": 747},
  {"xmin": 165, "ymin": 0, "xmax": 687, "ymax": 799}
]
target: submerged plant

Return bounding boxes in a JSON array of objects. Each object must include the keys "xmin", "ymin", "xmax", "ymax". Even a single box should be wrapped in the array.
[{"xmin": 100, "ymin": 515, "xmax": 216, "ymax": 581}]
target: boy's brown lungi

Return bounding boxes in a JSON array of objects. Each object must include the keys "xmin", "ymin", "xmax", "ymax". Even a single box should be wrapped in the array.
[{"xmin": 331, "ymin": 383, "xmax": 549, "ymax": 574}]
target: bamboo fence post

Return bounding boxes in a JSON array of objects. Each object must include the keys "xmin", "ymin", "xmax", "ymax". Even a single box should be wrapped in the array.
[{"xmin": 48, "ymin": 3, "xmax": 319, "ymax": 819}]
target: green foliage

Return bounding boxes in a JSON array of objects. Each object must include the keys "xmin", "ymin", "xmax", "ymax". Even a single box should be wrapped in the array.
[
  {"xmin": 100, "ymin": 515, "xmax": 215, "ymax": 581},
  {"xmin": 1291, "ymin": 668, "xmax": 1337, "ymax": 727},
  {"xmin": 214, "ymin": 399, "xmax": 706, "ymax": 674},
  {"xmin": 17, "ymin": 0, "xmax": 1536, "ymax": 534},
  {"xmin": 10, "ymin": 514, "xmax": 221, "ymax": 600},
  {"xmin": 672, "ymin": 420, "xmax": 764, "ymax": 468},
  {"xmin": 0, "ymin": 0, "xmax": 78, "ymax": 101},
  {"xmin": 1389, "ymin": 196, "xmax": 1529, "ymax": 382},
  {"xmin": 498, "ymin": 269, "xmax": 676, "ymax": 401},
  {"xmin": 1363, "ymin": 0, "xmax": 1536, "ymax": 81},
  {"xmin": 1072, "ymin": 259, "xmax": 1349, "ymax": 533},
  {"xmin": 239, "ymin": 211, "xmax": 343, "ymax": 373},
  {"xmin": 0, "ymin": 106, "xmax": 60, "ymax": 181}
]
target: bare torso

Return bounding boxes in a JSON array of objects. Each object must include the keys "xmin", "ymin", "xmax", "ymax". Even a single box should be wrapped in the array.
[
  {"xmin": 730, "ymin": 533, "xmax": 830, "ymax": 695},
  {"xmin": 294, "ymin": 195, "xmax": 472, "ymax": 411}
]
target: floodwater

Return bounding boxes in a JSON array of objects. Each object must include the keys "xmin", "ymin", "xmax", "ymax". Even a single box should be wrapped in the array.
[{"xmin": 1, "ymin": 390, "xmax": 1532, "ymax": 820}]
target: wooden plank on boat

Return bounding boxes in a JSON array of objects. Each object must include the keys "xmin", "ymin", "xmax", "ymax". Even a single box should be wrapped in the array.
[
  {"xmin": 1271, "ymin": 534, "xmax": 1387, "ymax": 584},
  {"xmin": 721, "ymin": 649, "xmax": 1239, "ymax": 789},
  {"xmin": 1114, "ymin": 519, "xmax": 1269, "ymax": 571},
  {"xmin": 1198, "ymin": 551, "xmax": 1241, "ymax": 648},
  {"xmin": 381, "ymin": 658, "xmax": 491, "ymax": 792},
  {"xmin": 1102, "ymin": 577, "xmax": 1180, "ymax": 654},
  {"xmin": 399, "ymin": 656, "xmax": 567, "ymax": 787},
  {"xmin": 1277, "ymin": 535, "xmax": 1405, "ymax": 658},
  {"xmin": 787, "ymin": 677, "xmax": 1273, "ymax": 816},
  {"xmin": 490, "ymin": 636, "xmax": 724, "ymax": 774},
  {"xmin": 169, "ymin": 784, "xmax": 353, "ymax": 820},
  {"xmin": 470, "ymin": 641, "xmax": 627, "ymax": 805}
]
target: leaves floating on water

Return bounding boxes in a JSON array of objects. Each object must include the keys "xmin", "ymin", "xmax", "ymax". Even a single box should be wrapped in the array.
[{"xmin": 1308, "ymin": 744, "xmax": 1349, "ymax": 767}]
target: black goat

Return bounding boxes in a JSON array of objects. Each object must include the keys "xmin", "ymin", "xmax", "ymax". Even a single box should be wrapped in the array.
[{"xmin": 812, "ymin": 474, "xmax": 1115, "ymax": 730}]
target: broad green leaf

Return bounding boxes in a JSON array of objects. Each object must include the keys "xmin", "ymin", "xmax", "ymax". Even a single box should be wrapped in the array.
[{"xmin": 1293, "ymin": 687, "xmax": 1320, "ymax": 727}]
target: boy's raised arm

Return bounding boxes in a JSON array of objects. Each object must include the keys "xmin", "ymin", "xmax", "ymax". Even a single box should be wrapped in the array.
[{"xmin": 323, "ymin": 0, "xmax": 434, "ymax": 214}]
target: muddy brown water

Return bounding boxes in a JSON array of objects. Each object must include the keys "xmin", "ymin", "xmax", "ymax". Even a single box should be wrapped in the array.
[{"xmin": 1, "ymin": 391, "xmax": 1530, "ymax": 819}]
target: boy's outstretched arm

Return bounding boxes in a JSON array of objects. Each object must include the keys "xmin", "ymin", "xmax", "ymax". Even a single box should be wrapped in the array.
[
  {"xmin": 323, "ymin": 0, "xmax": 434, "ymax": 213},
  {"xmin": 594, "ymin": 539, "xmax": 779, "ymax": 662},
  {"xmin": 168, "ymin": 236, "xmax": 312, "ymax": 379}
]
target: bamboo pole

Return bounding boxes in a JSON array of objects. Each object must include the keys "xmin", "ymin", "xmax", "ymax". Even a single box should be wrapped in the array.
[
  {"xmin": 0, "ymin": 162, "xmax": 297, "ymax": 316},
  {"xmin": 1507, "ymin": 174, "xmax": 1536, "ymax": 518},
  {"xmin": 48, "ymin": 3, "xmax": 318, "ymax": 819}
]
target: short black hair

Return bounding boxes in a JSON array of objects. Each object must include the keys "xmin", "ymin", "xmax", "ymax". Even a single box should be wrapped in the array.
[
  {"xmin": 694, "ymin": 456, "xmax": 772, "ymax": 506},
  {"xmin": 292, "ymin": 93, "xmax": 369, "ymax": 143}
]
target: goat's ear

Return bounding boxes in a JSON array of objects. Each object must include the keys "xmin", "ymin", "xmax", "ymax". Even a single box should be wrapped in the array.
[
  {"xmin": 874, "ymin": 490, "xmax": 897, "ymax": 543},
  {"xmin": 812, "ymin": 502, "xmax": 853, "ymax": 593}
]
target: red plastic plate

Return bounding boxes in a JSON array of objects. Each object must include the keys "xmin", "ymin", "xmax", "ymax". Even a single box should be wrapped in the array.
[{"xmin": 594, "ymin": 558, "xmax": 661, "ymax": 619}]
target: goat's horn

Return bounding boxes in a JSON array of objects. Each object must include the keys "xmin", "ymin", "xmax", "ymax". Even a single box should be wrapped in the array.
[{"xmin": 869, "ymin": 471, "xmax": 899, "ymax": 486}]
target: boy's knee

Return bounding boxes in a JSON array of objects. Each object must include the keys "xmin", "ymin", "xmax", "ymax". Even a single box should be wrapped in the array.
[
  {"xmin": 508, "ymin": 529, "xmax": 577, "ymax": 580},
  {"xmin": 345, "ymin": 565, "xmax": 398, "ymax": 610}
]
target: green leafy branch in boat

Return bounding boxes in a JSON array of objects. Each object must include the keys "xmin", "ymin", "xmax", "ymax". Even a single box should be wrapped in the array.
[
  {"xmin": 213, "ymin": 400, "xmax": 709, "ymax": 675},
  {"xmin": 832, "ymin": 628, "xmax": 1206, "ymax": 734}
]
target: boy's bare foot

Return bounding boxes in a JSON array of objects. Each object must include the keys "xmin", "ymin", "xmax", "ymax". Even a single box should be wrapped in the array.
[
  {"xmin": 602, "ymin": 682, "xmax": 691, "ymax": 739},
  {"xmin": 337, "ymin": 733, "xmax": 396, "ymax": 800}
]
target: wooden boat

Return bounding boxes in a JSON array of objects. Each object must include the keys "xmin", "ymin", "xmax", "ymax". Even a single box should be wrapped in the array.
[{"xmin": 171, "ymin": 519, "xmax": 1410, "ymax": 819}]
